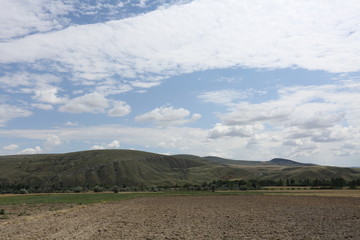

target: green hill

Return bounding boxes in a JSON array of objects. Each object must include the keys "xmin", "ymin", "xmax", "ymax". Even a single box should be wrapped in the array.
[{"xmin": 0, "ymin": 149, "xmax": 359, "ymax": 191}]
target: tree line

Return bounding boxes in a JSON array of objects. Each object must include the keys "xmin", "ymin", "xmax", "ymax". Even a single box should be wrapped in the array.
[{"xmin": 1, "ymin": 178, "xmax": 360, "ymax": 194}]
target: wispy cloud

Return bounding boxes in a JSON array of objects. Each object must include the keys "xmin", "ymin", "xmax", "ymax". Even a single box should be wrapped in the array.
[
  {"xmin": 1, "ymin": 0, "xmax": 359, "ymax": 82},
  {"xmin": 199, "ymin": 89, "xmax": 265, "ymax": 107},
  {"xmin": 0, "ymin": 104, "xmax": 32, "ymax": 126}
]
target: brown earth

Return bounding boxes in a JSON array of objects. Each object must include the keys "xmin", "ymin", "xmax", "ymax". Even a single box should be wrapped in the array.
[{"xmin": 1, "ymin": 195, "xmax": 360, "ymax": 240}]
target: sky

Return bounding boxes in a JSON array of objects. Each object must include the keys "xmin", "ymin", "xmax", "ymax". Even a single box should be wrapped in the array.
[{"xmin": 1, "ymin": 0, "xmax": 360, "ymax": 167}]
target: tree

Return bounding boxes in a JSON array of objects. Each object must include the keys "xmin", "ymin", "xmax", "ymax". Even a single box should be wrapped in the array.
[
  {"xmin": 73, "ymin": 186, "xmax": 83, "ymax": 193},
  {"xmin": 112, "ymin": 185, "xmax": 120, "ymax": 193}
]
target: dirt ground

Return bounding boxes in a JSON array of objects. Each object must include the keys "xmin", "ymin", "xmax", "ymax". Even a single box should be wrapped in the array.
[{"xmin": 1, "ymin": 195, "xmax": 360, "ymax": 240}]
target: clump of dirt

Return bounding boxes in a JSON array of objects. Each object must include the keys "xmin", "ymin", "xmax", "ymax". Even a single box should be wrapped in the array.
[{"xmin": 0, "ymin": 195, "xmax": 359, "ymax": 239}]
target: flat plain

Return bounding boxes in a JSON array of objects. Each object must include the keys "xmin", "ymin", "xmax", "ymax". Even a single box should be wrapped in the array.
[{"xmin": 1, "ymin": 190, "xmax": 360, "ymax": 239}]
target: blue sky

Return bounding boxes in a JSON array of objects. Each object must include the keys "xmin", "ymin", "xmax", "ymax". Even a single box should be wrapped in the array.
[{"xmin": 1, "ymin": 0, "xmax": 360, "ymax": 166}]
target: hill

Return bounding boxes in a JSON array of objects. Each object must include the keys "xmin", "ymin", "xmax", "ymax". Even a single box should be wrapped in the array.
[
  {"xmin": 0, "ymin": 149, "xmax": 359, "ymax": 191},
  {"xmin": 269, "ymin": 158, "xmax": 316, "ymax": 166}
]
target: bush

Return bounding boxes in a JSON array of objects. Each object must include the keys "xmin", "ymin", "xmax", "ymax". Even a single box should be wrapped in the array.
[
  {"xmin": 93, "ymin": 186, "xmax": 105, "ymax": 192},
  {"xmin": 112, "ymin": 185, "xmax": 120, "ymax": 193},
  {"xmin": 19, "ymin": 188, "xmax": 29, "ymax": 194},
  {"xmin": 239, "ymin": 185, "xmax": 248, "ymax": 191},
  {"xmin": 73, "ymin": 186, "xmax": 83, "ymax": 193},
  {"xmin": 0, "ymin": 209, "xmax": 5, "ymax": 215}
]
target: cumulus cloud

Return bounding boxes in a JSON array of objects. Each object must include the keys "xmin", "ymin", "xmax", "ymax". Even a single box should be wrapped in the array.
[
  {"xmin": 91, "ymin": 139, "xmax": 121, "ymax": 150},
  {"xmin": 3, "ymin": 144, "xmax": 19, "ymax": 150},
  {"xmin": 18, "ymin": 146, "xmax": 42, "ymax": 155},
  {"xmin": 91, "ymin": 145, "xmax": 105, "ymax": 150},
  {"xmin": 33, "ymin": 87, "xmax": 67, "ymax": 104},
  {"xmin": 135, "ymin": 106, "xmax": 201, "ymax": 126},
  {"xmin": 108, "ymin": 101, "xmax": 131, "ymax": 117},
  {"xmin": 59, "ymin": 92, "xmax": 109, "ymax": 113},
  {"xmin": 203, "ymin": 81, "xmax": 360, "ymax": 164},
  {"xmin": 215, "ymin": 82, "xmax": 360, "ymax": 131},
  {"xmin": 107, "ymin": 139, "xmax": 120, "ymax": 148},
  {"xmin": 209, "ymin": 123, "xmax": 264, "ymax": 139},
  {"xmin": 44, "ymin": 134, "xmax": 62, "ymax": 149}
]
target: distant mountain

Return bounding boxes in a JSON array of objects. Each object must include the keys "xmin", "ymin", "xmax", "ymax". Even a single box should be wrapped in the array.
[
  {"xmin": 0, "ymin": 149, "xmax": 359, "ymax": 190},
  {"xmin": 203, "ymin": 156, "xmax": 315, "ymax": 167},
  {"xmin": 269, "ymin": 158, "xmax": 316, "ymax": 167}
]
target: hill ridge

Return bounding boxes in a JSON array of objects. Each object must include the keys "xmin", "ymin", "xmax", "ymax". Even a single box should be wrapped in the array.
[{"xmin": 0, "ymin": 149, "xmax": 359, "ymax": 191}]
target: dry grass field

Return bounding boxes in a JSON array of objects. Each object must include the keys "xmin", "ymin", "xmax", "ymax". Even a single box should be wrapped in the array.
[{"xmin": 1, "ymin": 191, "xmax": 360, "ymax": 239}]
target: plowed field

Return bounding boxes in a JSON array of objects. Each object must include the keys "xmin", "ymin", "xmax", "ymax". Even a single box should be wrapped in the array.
[{"xmin": 1, "ymin": 195, "xmax": 360, "ymax": 239}]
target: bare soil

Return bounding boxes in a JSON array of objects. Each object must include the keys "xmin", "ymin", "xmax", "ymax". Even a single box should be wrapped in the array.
[{"xmin": 1, "ymin": 195, "xmax": 360, "ymax": 239}]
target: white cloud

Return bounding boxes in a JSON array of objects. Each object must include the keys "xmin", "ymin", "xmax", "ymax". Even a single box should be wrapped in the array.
[
  {"xmin": 334, "ymin": 143, "xmax": 360, "ymax": 157},
  {"xmin": 59, "ymin": 92, "xmax": 109, "ymax": 113},
  {"xmin": 0, "ymin": 104, "xmax": 32, "ymax": 126},
  {"xmin": 91, "ymin": 139, "xmax": 120, "ymax": 150},
  {"xmin": 209, "ymin": 123, "xmax": 264, "ymax": 139},
  {"xmin": 131, "ymin": 81, "xmax": 161, "ymax": 88},
  {"xmin": 135, "ymin": 106, "xmax": 201, "ymax": 126},
  {"xmin": 108, "ymin": 101, "xmax": 131, "ymax": 117},
  {"xmin": 216, "ymin": 82, "xmax": 360, "ymax": 131},
  {"xmin": 201, "ymin": 81, "xmax": 360, "ymax": 165},
  {"xmin": 0, "ymin": 0, "xmax": 73, "ymax": 40},
  {"xmin": 31, "ymin": 103, "xmax": 54, "ymax": 110},
  {"xmin": 220, "ymin": 101, "xmax": 292, "ymax": 126},
  {"xmin": 44, "ymin": 134, "xmax": 62, "ymax": 149},
  {"xmin": 198, "ymin": 89, "xmax": 261, "ymax": 106},
  {"xmin": 0, "ymin": 72, "xmax": 61, "ymax": 89},
  {"xmin": 18, "ymin": 146, "xmax": 42, "ymax": 155},
  {"xmin": 91, "ymin": 145, "xmax": 105, "ymax": 150},
  {"xmin": 94, "ymin": 79, "xmax": 133, "ymax": 96},
  {"xmin": 65, "ymin": 121, "xmax": 78, "ymax": 126},
  {"xmin": 107, "ymin": 139, "xmax": 120, "ymax": 148},
  {"xmin": 1, "ymin": 0, "xmax": 359, "ymax": 86},
  {"xmin": 33, "ymin": 87, "xmax": 67, "ymax": 104},
  {"xmin": 1, "ymin": 122, "xmax": 359, "ymax": 166},
  {"xmin": 3, "ymin": 144, "xmax": 19, "ymax": 150}
]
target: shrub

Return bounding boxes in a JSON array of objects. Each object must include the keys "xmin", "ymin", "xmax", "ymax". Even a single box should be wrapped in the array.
[
  {"xmin": 93, "ymin": 186, "xmax": 105, "ymax": 192},
  {"xmin": 239, "ymin": 185, "xmax": 248, "ymax": 191},
  {"xmin": 0, "ymin": 209, "xmax": 5, "ymax": 215},
  {"xmin": 19, "ymin": 188, "xmax": 29, "ymax": 194},
  {"xmin": 73, "ymin": 186, "xmax": 83, "ymax": 193},
  {"xmin": 112, "ymin": 185, "xmax": 120, "ymax": 193}
]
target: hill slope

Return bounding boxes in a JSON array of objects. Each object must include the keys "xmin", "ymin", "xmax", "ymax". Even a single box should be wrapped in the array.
[{"xmin": 0, "ymin": 150, "xmax": 359, "ymax": 190}]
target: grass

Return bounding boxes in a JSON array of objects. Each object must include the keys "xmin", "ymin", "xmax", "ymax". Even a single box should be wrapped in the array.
[
  {"xmin": 0, "ymin": 191, "xmax": 262, "ymax": 205},
  {"xmin": 1, "ymin": 189, "xmax": 359, "ymax": 206}
]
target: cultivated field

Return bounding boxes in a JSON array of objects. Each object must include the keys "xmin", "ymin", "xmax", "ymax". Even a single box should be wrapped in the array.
[{"xmin": 1, "ymin": 191, "xmax": 360, "ymax": 239}]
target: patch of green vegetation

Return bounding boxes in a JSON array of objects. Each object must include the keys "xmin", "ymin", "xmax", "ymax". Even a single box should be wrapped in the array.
[{"xmin": 0, "ymin": 191, "xmax": 262, "ymax": 205}]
